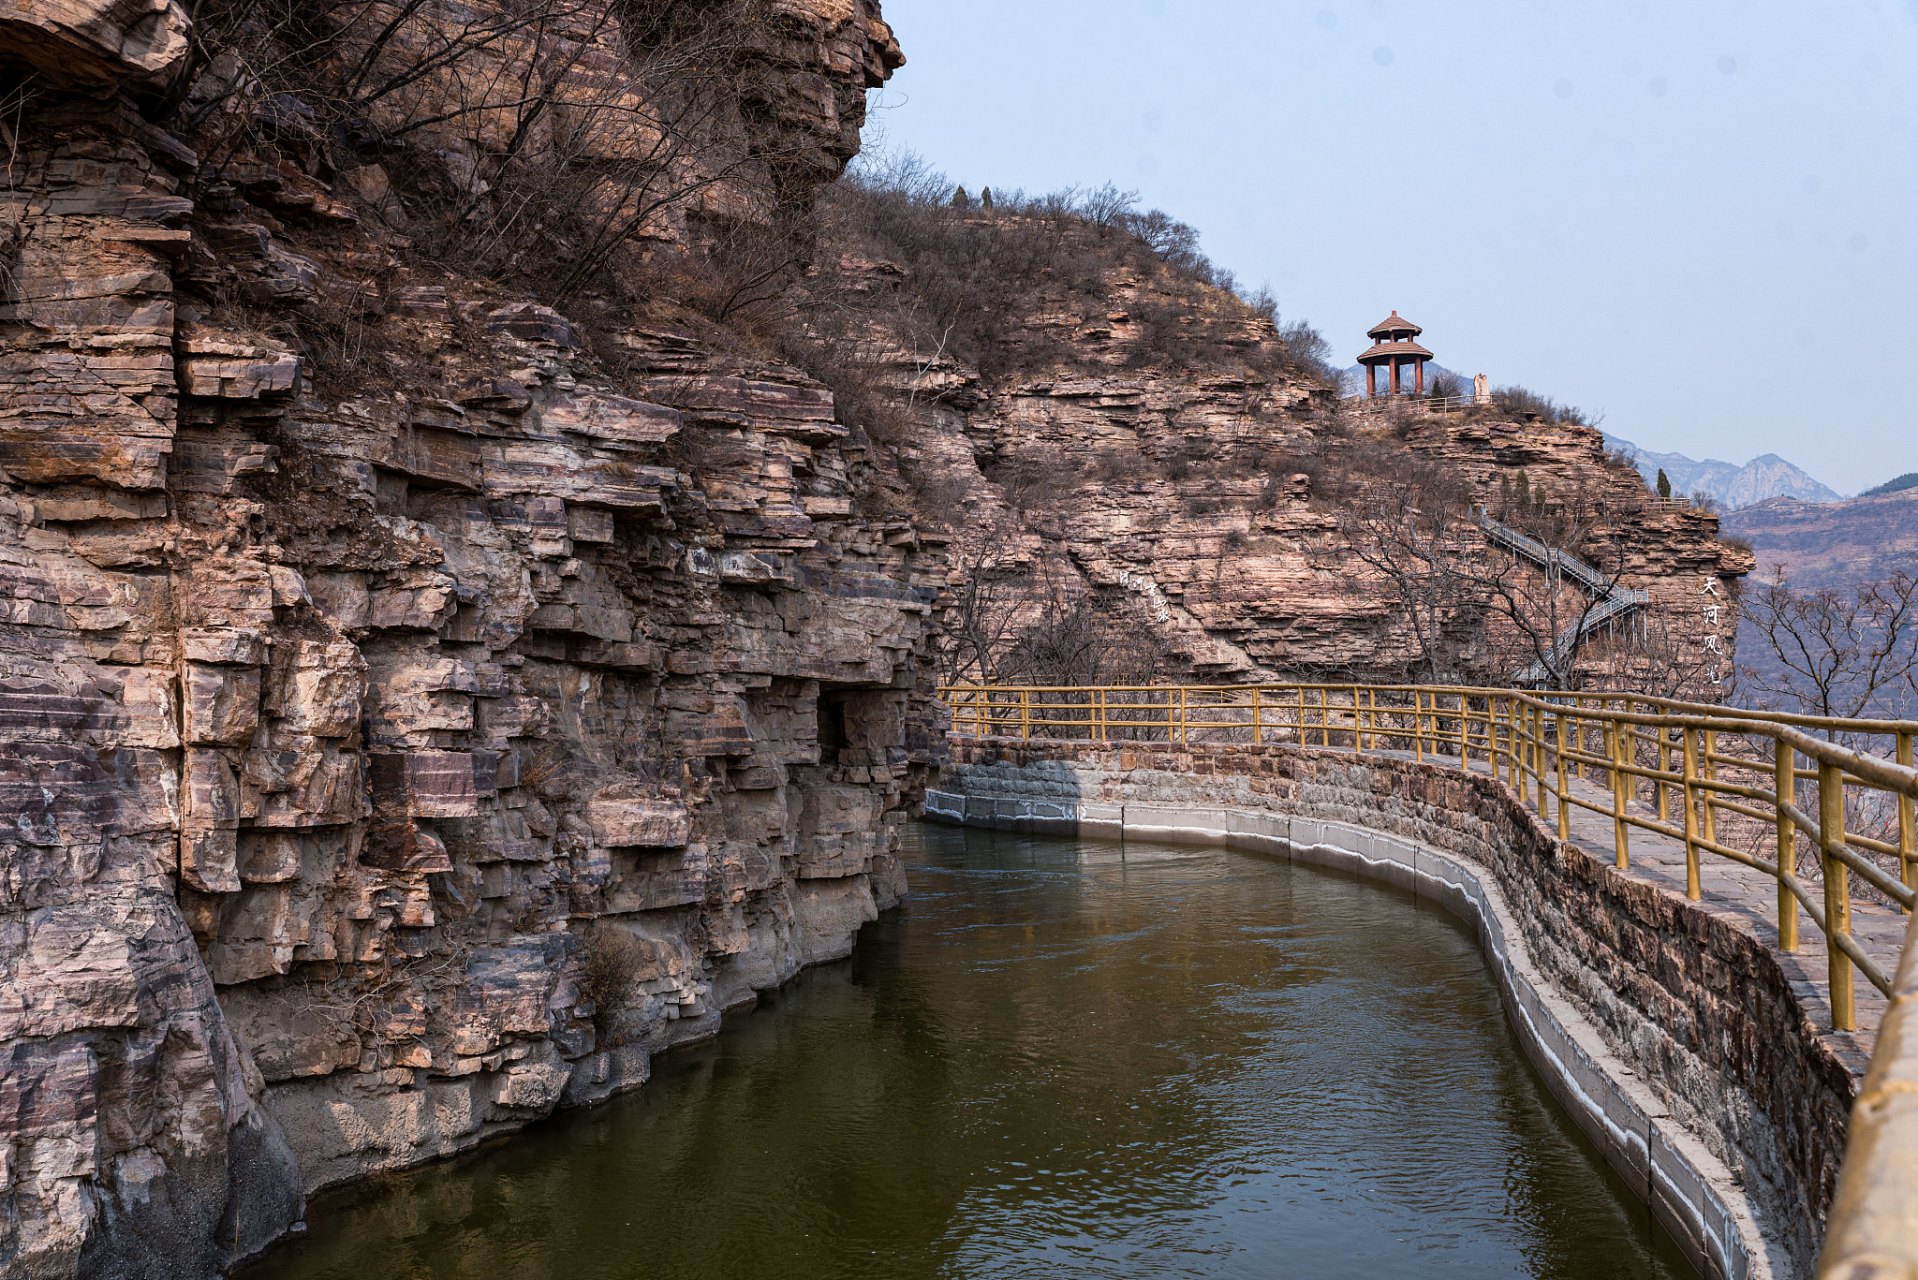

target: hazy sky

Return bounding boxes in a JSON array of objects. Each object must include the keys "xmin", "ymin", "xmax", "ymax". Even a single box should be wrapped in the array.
[{"xmin": 865, "ymin": 0, "xmax": 1918, "ymax": 495}]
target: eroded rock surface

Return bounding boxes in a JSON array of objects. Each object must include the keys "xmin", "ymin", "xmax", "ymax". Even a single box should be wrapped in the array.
[
  {"xmin": 809, "ymin": 227, "xmax": 1750, "ymax": 685},
  {"xmin": 0, "ymin": 2, "xmax": 934, "ymax": 1275}
]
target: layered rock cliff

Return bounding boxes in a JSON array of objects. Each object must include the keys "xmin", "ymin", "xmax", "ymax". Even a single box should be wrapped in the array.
[
  {"xmin": 0, "ymin": 3, "xmax": 936, "ymax": 1276},
  {"xmin": 797, "ymin": 196, "xmax": 1752, "ymax": 690},
  {"xmin": 0, "ymin": 3, "xmax": 1765, "ymax": 1275}
]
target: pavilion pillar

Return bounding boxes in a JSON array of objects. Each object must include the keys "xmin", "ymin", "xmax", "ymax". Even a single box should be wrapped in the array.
[
  {"xmin": 1416, "ymin": 361, "xmax": 1425, "ymax": 394},
  {"xmin": 1366, "ymin": 364, "xmax": 1376, "ymax": 398},
  {"xmin": 1390, "ymin": 359, "xmax": 1402, "ymax": 395}
]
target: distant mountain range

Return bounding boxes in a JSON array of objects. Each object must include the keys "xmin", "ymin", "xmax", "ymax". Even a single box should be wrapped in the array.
[{"xmin": 1604, "ymin": 436, "xmax": 1843, "ymax": 510}]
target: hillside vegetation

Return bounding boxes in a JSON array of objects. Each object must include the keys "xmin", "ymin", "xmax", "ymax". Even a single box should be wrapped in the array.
[{"xmin": 763, "ymin": 156, "xmax": 1750, "ymax": 691}]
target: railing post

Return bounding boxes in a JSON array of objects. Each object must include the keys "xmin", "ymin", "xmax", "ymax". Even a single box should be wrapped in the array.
[
  {"xmin": 1489, "ymin": 698, "xmax": 1502, "ymax": 784},
  {"xmin": 1506, "ymin": 699, "xmax": 1519, "ymax": 790},
  {"xmin": 1899, "ymin": 731, "xmax": 1915, "ymax": 893},
  {"xmin": 1701, "ymin": 728, "xmax": 1720, "ymax": 848},
  {"xmin": 1680, "ymin": 727, "xmax": 1703, "ymax": 900},
  {"xmin": 1817, "ymin": 761, "xmax": 1855, "ymax": 1032},
  {"xmin": 1320, "ymin": 686, "xmax": 1332, "ymax": 748},
  {"xmin": 1517, "ymin": 702, "xmax": 1530, "ymax": 797},
  {"xmin": 1252, "ymin": 687, "xmax": 1262, "ymax": 746},
  {"xmin": 1656, "ymin": 726, "xmax": 1670, "ymax": 825},
  {"xmin": 1458, "ymin": 694, "xmax": 1470, "ymax": 769},
  {"xmin": 1097, "ymin": 688, "xmax": 1108, "ymax": 744},
  {"xmin": 1503, "ymin": 697, "xmax": 1515, "ymax": 785},
  {"xmin": 1020, "ymin": 688, "xmax": 1031, "ymax": 741},
  {"xmin": 1774, "ymin": 738, "xmax": 1797, "ymax": 952},
  {"xmin": 1414, "ymin": 690, "xmax": 1425, "ymax": 762},
  {"xmin": 1555, "ymin": 709, "xmax": 1571, "ymax": 841},
  {"xmin": 1533, "ymin": 704, "xmax": 1548, "ymax": 817},
  {"xmin": 1367, "ymin": 688, "xmax": 1379, "ymax": 751},
  {"xmin": 1569, "ymin": 708, "xmax": 1582, "ymax": 784},
  {"xmin": 1610, "ymin": 718, "xmax": 1629, "ymax": 869},
  {"xmin": 1177, "ymin": 686, "xmax": 1187, "ymax": 745},
  {"xmin": 1622, "ymin": 719, "xmax": 1637, "ymax": 810}
]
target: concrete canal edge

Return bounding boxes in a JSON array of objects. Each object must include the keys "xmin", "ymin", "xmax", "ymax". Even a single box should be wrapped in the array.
[{"xmin": 924, "ymin": 761, "xmax": 1789, "ymax": 1280}]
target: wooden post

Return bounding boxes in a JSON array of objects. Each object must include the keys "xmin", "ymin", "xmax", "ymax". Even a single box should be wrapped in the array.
[
  {"xmin": 1097, "ymin": 688, "xmax": 1108, "ymax": 744},
  {"xmin": 1020, "ymin": 687, "xmax": 1031, "ymax": 741},
  {"xmin": 1774, "ymin": 738, "xmax": 1797, "ymax": 952},
  {"xmin": 1899, "ymin": 731, "xmax": 1915, "ymax": 892},
  {"xmin": 1818, "ymin": 761, "xmax": 1855, "ymax": 1032},
  {"xmin": 1413, "ymin": 690, "xmax": 1424, "ymax": 762},
  {"xmin": 1459, "ymin": 694, "xmax": 1471, "ymax": 770},
  {"xmin": 1680, "ymin": 727, "xmax": 1703, "ymax": 900},
  {"xmin": 1610, "ymin": 719, "xmax": 1630, "ymax": 869},
  {"xmin": 1296, "ymin": 687, "xmax": 1306, "ymax": 746},
  {"xmin": 1320, "ymin": 686, "xmax": 1332, "ymax": 749},
  {"xmin": 1251, "ymin": 687, "xmax": 1262, "ymax": 745},
  {"xmin": 1555, "ymin": 709, "xmax": 1571, "ymax": 841},
  {"xmin": 1177, "ymin": 686, "xmax": 1187, "ymax": 745}
]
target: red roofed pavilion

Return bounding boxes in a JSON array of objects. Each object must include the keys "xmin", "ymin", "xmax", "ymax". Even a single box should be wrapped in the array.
[{"xmin": 1357, "ymin": 310, "xmax": 1434, "ymax": 397}]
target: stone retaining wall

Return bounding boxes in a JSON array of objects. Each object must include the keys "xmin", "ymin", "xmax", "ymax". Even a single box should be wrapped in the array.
[{"xmin": 929, "ymin": 739, "xmax": 1864, "ymax": 1280}]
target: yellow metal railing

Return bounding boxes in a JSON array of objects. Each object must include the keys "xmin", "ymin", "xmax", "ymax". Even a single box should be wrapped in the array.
[
  {"xmin": 941, "ymin": 681, "xmax": 1918, "ymax": 1277},
  {"xmin": 941, "ymin": 682, "xmax": 1917, "ymax": 1029}
]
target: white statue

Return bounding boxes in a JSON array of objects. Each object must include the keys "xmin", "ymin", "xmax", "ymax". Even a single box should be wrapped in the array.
[{"xmin": 1473, "ymin": 373, "xmax": 1491, "ymax": 405}]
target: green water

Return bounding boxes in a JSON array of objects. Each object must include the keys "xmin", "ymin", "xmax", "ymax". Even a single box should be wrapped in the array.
[{"xmin": 246, "ymin": 824, "xmax": 1692, "ymax": 1279}]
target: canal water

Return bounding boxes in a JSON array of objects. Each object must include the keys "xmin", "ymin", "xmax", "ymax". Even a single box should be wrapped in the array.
[{"xmin": 249, "ymin": 824, "xmax": 1692, "ymax": 1280}]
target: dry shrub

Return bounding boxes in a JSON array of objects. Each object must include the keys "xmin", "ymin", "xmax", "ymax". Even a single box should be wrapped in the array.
[{"xmin": 580, "ymin": 927, "xmax": 649, "ymax": 1042}]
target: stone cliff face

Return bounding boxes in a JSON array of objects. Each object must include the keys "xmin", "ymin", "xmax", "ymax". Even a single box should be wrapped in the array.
[
  {"xmin": 0, "ymin": 3, "xmax": 1764, "ymax": 1274},
  {"xmin": 0, "ymin": 3, "xmax": 933, "ymax": 1277},
  {"xmin": 804, "ymin": 214, "xmax": 1751, "ymax": 689}
]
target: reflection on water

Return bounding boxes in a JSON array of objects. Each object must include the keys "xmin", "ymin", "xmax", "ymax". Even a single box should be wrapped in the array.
[{"xmin": 246, "ymin": 825, "xmax": 1693, "ymax": 1280}]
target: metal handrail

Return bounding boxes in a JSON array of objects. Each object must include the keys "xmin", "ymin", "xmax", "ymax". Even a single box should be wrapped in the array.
[
  {"xmin": 937, "ymin": 679, "xmax": 1918, "ymax": 1277},
  {"xmin": 940, "ymin": 680, "xmax": 1916, "ymax": 1023}
]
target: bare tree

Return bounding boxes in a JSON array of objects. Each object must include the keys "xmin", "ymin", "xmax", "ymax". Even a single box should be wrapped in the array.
[
  {"xmin": 1337, "ymin": 466, "xmax": 1684, "ymax": 693},
  {"xmin": 1334, "ymin": 465, "xmax": 1481, "ymax": 684},
  {"xmin": 1737, "ymin": 567, "xmax": 1918, "ymax": 725},
  {"xmin": 1465, "ymin": 481, "xmax": 1639, "ymax": 691},
  {"xmin": 940, "ymin": 508, "xmax": 1032, "ymax": 685},
  {"xmin": 173, "ymin": 0, "xmax": 795, "ymax": 304}
]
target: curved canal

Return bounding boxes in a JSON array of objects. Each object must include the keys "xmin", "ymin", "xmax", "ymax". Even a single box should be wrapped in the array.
[{"xmin": 249, "ymin": 824, "xmax": 1692, "ymax": 1279}]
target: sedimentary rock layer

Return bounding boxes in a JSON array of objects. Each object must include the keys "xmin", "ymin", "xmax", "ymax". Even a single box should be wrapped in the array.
[{"xmin": 0, "ymin": 3, "xmax": 934, "ymax": 1275}]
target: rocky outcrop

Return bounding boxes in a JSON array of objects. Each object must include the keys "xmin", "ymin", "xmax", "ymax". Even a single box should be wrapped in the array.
[
  {"xmin": 0, "ymin": 3, "xmax": 933, "ymax": 1276},
  {"xmin": 0, "ymin": 0, "xmax": 189, "ymax": 86},
  {"xmin": 809, "ymin": 224, "xmax": 1751, "ymax": 688}
]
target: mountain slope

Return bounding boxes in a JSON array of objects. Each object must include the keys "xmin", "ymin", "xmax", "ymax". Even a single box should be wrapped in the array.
[{"xmin": 1723, "ymin": 488, "xmax": 1918, "ymax": 587}]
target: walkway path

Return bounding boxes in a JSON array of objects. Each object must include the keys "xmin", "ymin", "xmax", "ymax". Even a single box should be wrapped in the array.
[{"xmin": 1449, "ymin": 747, "xmax": 1897, "ymax": 1072}]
